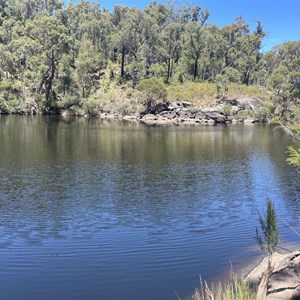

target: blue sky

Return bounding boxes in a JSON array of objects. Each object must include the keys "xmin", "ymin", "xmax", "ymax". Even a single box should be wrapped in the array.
[{"xmin": 70, "ymin": 0, "xmax": 300, "ymax": 52}]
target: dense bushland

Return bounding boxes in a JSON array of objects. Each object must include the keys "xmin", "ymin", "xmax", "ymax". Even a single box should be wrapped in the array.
[{"xmin": 0, "ymin": 0, "xmax": 299, "ymax": 115}]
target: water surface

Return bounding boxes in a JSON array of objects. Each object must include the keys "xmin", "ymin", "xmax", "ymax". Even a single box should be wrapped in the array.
[{"xmin": 0, "ymin": 116, "xmax": 300, "ymax": 300}]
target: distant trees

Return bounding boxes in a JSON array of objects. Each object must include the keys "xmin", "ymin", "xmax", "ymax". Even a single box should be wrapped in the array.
[{"xmin": 0, "ymin": 0, "xmax": 299, "ymax": 112}]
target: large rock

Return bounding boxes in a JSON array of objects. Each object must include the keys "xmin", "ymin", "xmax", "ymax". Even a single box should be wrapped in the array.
[
  {"xmin": 246, "ymin": 250, "xmax": 300, "ymax": 299},
  {"xmin": 168, "ymin": 101, "xmax": 192, "ymax": 110},
  {"xmin": 193, "ymin": 111, "xmax": 206, "ymax": 120},
  {"xmin": 142, "ymin": 113, "xmax": 157, "ymax": 121},
  {"xmin": 202, "ymin": 105, "xmax": 224, "ymax": 114},
  {"xmin": 205, "ymin": 112, "xmax": 226, "ymax": 123},
  {"xmin": 236, "ymin": 97, "xmax": 260, "ymax": 111},
  {"xmin": 178, "ymin": 110, "xmax": 193, "ymax": 120},
  {"xmin": 160, "ymin": 110, "xmax": 177, "ymax": 119}
]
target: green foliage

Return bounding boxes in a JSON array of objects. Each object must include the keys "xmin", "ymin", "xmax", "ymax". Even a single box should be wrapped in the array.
[
  {"xmin": 222, "ymin": 104, "xmax": 232, "ymax": 116},
  {"xmin": 225, "ymin": 67, "xmax": 242, "ymax": 83},
  {"xmin": 216, "ymin": 74, "xmax": 229, "ymax": 96},
  {"xmin": 286, "ymin": 146, "xmax": 300, "ymax": 172},
  {"xmin": 235, "ymin": 109, "xmax": 253, "ymax": 120},
  {"xmin": 136, "ymin": 77, "xmax": 167, "ymax": 102},
  {"xmin": 0, "ymin": 0, "xmax": 298, "ymax": 114},
  {"xmin": 254, "ymin": 104, "xmax": 273, "ymax": 122},
  {"xmin": 256, "ymin": 199, "xmax": 279, "ymax": 267},
  {"xmin": 82, "ymin": 96, "xmax": 102, "ymax": 116}
]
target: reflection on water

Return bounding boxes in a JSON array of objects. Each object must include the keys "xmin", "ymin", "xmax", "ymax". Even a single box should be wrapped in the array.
[{"xmin": 0, "ymin": 116, "xmax": 300, "ymax": 300}]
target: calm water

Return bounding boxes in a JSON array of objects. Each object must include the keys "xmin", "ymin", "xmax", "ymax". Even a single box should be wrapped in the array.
[{"xmin": 0, "ymin": 116, "xmax": 300, "ymax": 300}]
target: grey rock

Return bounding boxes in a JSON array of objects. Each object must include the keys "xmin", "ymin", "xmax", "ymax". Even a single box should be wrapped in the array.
[
  {"xmin": 160, "ymin": 111, "xmax": 178, "ymax": 119},
  {"xmin": 178, "ymin": 110, "xmax": 192, "ymax": 119},
  {"xmin": 205, "ymin": 112, "xmax": 226, "ymax": 123},
  {"xmin": 168, "ymin": 101, "xmax": 183, "ymax": 110},
  {"xmin": 202, "ymin": 105, "xmax": 223, "ymax": 114},
  {"xmin": 193, "ymin": 112, "xmax": 205, "ymax": 120},
  {"xmin": 142, "ymin": 113, "xmax": 157, "ymax": 121},
  {"xmin": 236, "ymin": 97, "xmax": 260, "ymax": 111},
  {"xmin": 246, "ymin": 250, "xmax": 300, "ymax": 300}
]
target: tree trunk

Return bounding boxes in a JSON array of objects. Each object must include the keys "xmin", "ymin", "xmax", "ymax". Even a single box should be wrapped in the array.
[
  {"xmin": 121, "ymin": 46, "xmax": 125, "ymax": 78},
  {"xmin": 193, "ymin": 56, "xmax": 199, "ymax": 80},
  {"xmin": 243, "ymin": 68, "xmax": 251, "ymax": 86},
  {"xmin": 256, "ymin": 269, "xmax": 271, "ymax": 300},
  {"xmin": 45, "ymin": 49, "xmax": 55, "ymax": 106},
  {"xmin": 166, "ymin": 57, "xmax": 171, "ymax": 82}
]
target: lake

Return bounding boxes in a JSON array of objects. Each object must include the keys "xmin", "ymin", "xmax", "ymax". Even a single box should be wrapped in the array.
[{"xmin": 0, "ymin": 116, "xmax": 300, "ymax": 300}]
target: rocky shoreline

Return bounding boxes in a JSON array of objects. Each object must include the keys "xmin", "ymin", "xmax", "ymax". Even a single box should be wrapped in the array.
[
  {"xmin": 246, "ymin": 249, "xmax": 300, "ymax": 299},
  {"xmin": 0, "ymin": 97, "xmax": 268, "ymax": 126},
  {"xmin": 128, "ymin": 97, "xmax": 261, "ymax": 126}
]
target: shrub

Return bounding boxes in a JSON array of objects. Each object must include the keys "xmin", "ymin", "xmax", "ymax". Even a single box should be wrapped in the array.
[
  {"xmin": 136, "ymin": 77, "xmax": 167, "ymax": 101},
  {"xmin": 82, "ymin": 97, "xmax": 102, "ymax": 115},
  {"xmin": 223, "ymin": 104, "xmax": 232, "ymax": 116},
  {"xmin": 256, "ymin": 199, "xmax": 279, "ymax": 269},
  {"xmin": 235, "ymin": 110, "xmax": 253, "ymax": 120}
]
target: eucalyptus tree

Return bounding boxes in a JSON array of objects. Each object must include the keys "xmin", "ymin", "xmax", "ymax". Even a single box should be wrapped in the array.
[
  {"xmin": 111, "ymin": 5, "xmax": 143, "ymax": 79},
  {"xmin": 197, "ymin": 24, "xmax": 225, "ymax": 81},
  {"xmin": 3, "ymin": 0, "xmax": 63, "ymax": 21},
  {"xmin": 24, "ymin": 14, "xmax": 71, "ymax": 107},
  {"xmin": 75, "ymin": 33, "xmax": 102, "ymax": 97},
  {"xmin": 266, "ymin": 42, "xmax": 300, "ymax": 100},
  {"xmin": 183, "ymin": 6, "xmax": 209, "ymax": 80},
  {"xmin": 140, "ymin": 7, "xmax": 163, "ymax": 78}
]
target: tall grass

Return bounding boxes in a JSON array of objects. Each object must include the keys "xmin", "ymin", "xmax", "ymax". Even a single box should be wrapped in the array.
[
  {"xmin": 192, "ymin": 270, "xmax": 255, "ymax": 300},
  {"xmin": 167, "ymin": 82, "xmax": 216, "ymax": 107}
]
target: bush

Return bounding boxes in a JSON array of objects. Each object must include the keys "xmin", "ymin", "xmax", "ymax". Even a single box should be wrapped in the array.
[
  {"xmin": 136, "ymin": 77, "xmax": 167, "ymax": 101},
  {"xmin": 235, "ymin": 109, "xmax": 254, "ymax": 120},
  {"xmin": 254, "ymin": 104, "xmax": 273, "ymax": 122},
  {"xmin": 223, "ymin": 104, "xmax": 232, "ymax": 116},
  {"xmin": 82, "ymin": 97, "xmax": 102, "ymax": 115}
]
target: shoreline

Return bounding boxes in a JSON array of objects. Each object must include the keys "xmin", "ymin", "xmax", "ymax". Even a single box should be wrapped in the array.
[{"xmin": 0, "ymin": 97, "xmax": 268, "ymax": 127}]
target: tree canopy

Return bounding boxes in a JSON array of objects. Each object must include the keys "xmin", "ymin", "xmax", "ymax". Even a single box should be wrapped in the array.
[{"xmin": 0, "ymin": 0, "xmax": 299, "ymax": 113}]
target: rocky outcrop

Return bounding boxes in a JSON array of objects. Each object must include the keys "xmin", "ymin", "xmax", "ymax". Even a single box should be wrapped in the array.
[
  {"xmin": 246, "ymin": 250, "xmax": 300, "ymax": 300},
  {"xmin": 135, "ymin": 100, "xmax": 259, "ymax": 126},
  {"xmin": 235, "ymin": 97, "xmax": 260, "ymax": 111}
]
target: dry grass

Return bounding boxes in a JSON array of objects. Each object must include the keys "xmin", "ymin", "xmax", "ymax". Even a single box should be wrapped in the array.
[
  {"xmin": 72, "ymin": 80, "xmax": 274, "ymax": 115},
  {"xmin": 167, "ymin": 82, "xmax": 217, "ymax": 107},
  {"xmin": 226, "ymin": 84, "xmax": 273, "ymax": 101},
  {"xmin": 192, "ymin": 271, "xmax": 255, "ymax": 300}
]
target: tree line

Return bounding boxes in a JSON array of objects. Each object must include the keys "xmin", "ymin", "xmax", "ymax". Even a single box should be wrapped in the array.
[{"xmin": 0, "ymin": 0, "xmax": 299, "ymax": 112}]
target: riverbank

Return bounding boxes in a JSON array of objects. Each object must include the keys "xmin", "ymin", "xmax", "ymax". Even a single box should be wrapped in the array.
[
  {"xmin": 191, "ymin": 243, "xmax": 300, "ymax": 300},
  {"xmin": 0, "ymin": 96, "xmax": 272, "ymax": 126}
]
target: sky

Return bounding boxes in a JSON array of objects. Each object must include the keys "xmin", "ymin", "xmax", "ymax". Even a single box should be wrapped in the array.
[{"xmin": 71, "ymin": 0, "xmax": 300, "ymax": 52}]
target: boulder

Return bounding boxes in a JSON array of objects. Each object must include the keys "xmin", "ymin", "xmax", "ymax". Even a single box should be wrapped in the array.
[
  {"xmin": 243, "ymin": 118, "xmax": 256, "ymax": 125},
  {"xmin": 160, "ymin": 111, "xmax": 177, "ymax": 119},
  {"xmin": 168, "ymin": 101, "xmax": 183, "ymax": 110},
  {"xmin": 182, "ymin": 101, "xmax": 192, "ymax": 108},
  {"xmin": 231, "ymin": 106, "xmax": 240, "ymax": 115},
  {"xmin": 123, "ymin": 115, "xmax": 138, "ymax": 120},
  {"xmin": 205, "ymin": 112, "xmax": 226, "ymax": 123},
  {"xmin": 168, "ymin": 101, "xmax": 192, "ymax": 110},
  {"xmin": 236, "ymin": 97, "xmax": 260, "ymax": 111},
  {"xmin": 246, "ymin": 250, "xmax": 300, "ymax": 300},
  {"xmin": 150, "ymin": 103, "xmax": 169, "ymax": 114},
  {"xmin": 193, "ymin": 111, "xmax": 206, "ymax": 120},
  {"xmin": 202, "ymin": 105, "xmax": 224, "ymax": 114},
  {"xmin": 178, "ymin": 110, "xmax": 193, "ymax": 120},
  {"xmin": 142, "ymin": 113, "xmax": 157, "ymax": 121}
]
